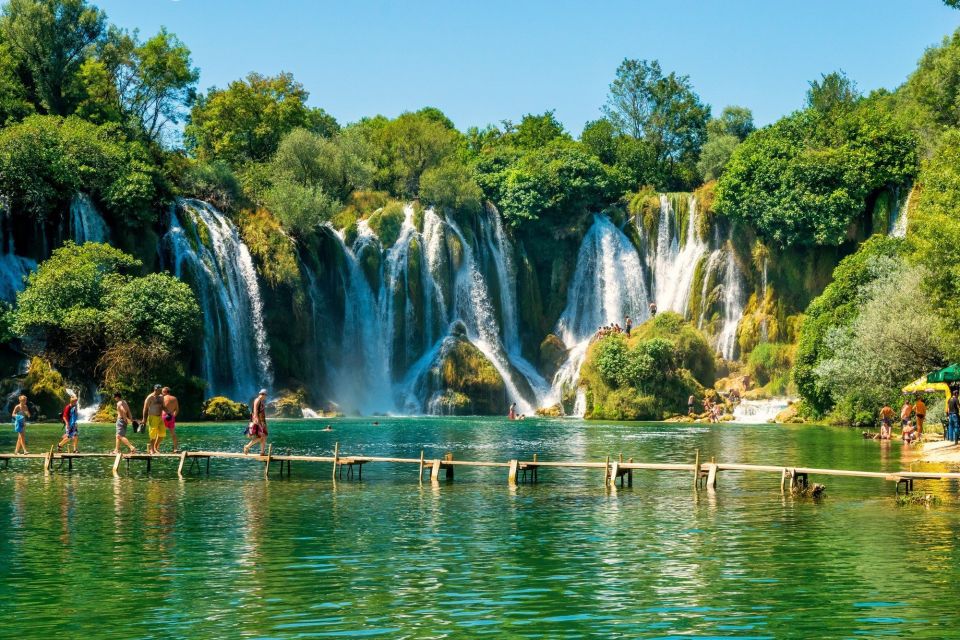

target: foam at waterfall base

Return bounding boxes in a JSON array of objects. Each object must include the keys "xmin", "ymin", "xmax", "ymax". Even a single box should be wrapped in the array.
[{"xmin": 732, "ymin": 398, "xmax": 792, "ymax": 424}]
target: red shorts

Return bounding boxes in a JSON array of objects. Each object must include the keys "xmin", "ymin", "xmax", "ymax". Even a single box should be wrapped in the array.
[
  {"xmin": 163, "ymin": 412, "xmax": 176, "ymax": 430},
  {"xmin": 248, "ymin": 422, "xmax": 267, "ymax": 438}
]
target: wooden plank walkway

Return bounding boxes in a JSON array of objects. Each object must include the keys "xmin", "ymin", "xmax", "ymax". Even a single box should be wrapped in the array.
[{"xmin": 1, "ymin": 445, "xmax": 958, "ymax": 494}]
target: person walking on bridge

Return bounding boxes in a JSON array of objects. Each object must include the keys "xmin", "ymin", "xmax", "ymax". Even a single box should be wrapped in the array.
[
  {"xmin": 142, "ymin": 385, "xmax": 165, "ymax": 454},
  {"xmin": 243, "ymin": 389, "xmax": 268, "ymax": 456},
  {"xmin": 57, "ymin": 396, "xmax": 79, "ymax": 453},
  {"xmin": 12, "ymin": 394, "xmax": 30, "ymax": 454},
  {"xmin": 113, "ymin": 392, "xmax": 137, "ymax": 454},
  {"xmin": 162, "ymin": 387, "xmax": 180, "ymax": 453}
]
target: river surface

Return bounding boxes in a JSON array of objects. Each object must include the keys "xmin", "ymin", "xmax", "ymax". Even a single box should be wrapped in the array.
[{"xmin": 1, "ymin": 417, "xmax": 958, "ymax": 639}]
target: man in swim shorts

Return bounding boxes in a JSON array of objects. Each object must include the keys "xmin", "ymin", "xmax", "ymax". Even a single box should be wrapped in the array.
[
  {"xmin": 162, "ymin": 387, "xmax": 180, "ymax": 452},
  {"xmin": 113, "ymin": 392, "xmax": 136, "ymax": 454},
  {"xmin": 243, "ymin": 389, "xmax": 268, "ymax": 456},
  {"xmin": 879, "ymin": 403, "xmax": 894, "ymax": 440},
  {"xmin": 142, "ymin": 385, "xmax": 165, "ymax": 454},
  {"xmin": 57, "ymin": 396, "xmax": 79, "ymax": 453},
  {"xmin": 914, "ymin": 395, "xmax": 926, "ymax": 438}
]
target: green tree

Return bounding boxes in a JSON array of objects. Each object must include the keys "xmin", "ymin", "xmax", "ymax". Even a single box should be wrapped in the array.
[
  {"xmin": 185, "ymin": 72, "xmax": 338, "ymax": 165},
  {"xmin": 263, "ymin": 177, "xmax": 337, "ymax": 236},
  {"xmin": 602, "ymin": 58, "xmax": 710, "ymax": 172},
  {"xmin": 696, "ymin": 132, "xmax": 739, "ymax": 182},
  {"xmin": 794, "ymin": 235, "xmax": 904, "ymax": 415},
  {"xmin": 79, "ymin": 26, "xmax": 198, "ymax": 142},
  {"xmin": 580, "ymin": 118, "xmax": 617, "ymax": 164},
  {"xmin": 12, "ymin": 241, "xmax": 201, "ymax": 397},
  {"xmin": 1, "ymin": 0, "xmax": 106, "ymax": 116},
  {"xmin": 0, "ymin": 114, "xmax": 158, "ymax": 223},
  {"xmin": 707, "ymin": 105, "xmax": 754, "ymax": 140},
  {"xmin": 906, "ymin": 28, "xmax": 960, "ymax": 130},
  {"xmin": 419, "ymin": 158, "xmax": 482, "ymax": 213},
  {"xmin": 0, "ymin": 40, "xmax": 34, "ymax": 124},
  {"xmin": 512, "ymin": 111, "xmax": 568, "ymax": 149},
  {"xmin": 806, "ymin": 71, "xmax": 860, "ymax": 114},
  {"xmin": 715, "ymin": 103, "xmax": 917, "ymax": 247}
]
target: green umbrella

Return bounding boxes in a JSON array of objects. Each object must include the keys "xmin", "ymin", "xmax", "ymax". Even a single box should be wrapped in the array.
[{"xmin": 927, "ymin": 364, "xmax": 960, "ymax": 383}]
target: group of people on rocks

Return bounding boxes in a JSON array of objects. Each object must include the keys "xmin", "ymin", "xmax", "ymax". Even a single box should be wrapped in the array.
[
  {"xmin": 595, "ymin": 316, "xmax": 634, "ymax": 340},
  {"xmin": 9, "ymin": 387, "xmax": 272, "ymax": 456},
  {"xmin": 878, "ymin": 395, "xmax": 927, "ymax": 442}
]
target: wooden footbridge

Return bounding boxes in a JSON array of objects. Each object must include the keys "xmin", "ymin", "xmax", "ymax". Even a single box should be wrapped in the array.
[{"xmin": 1, "ymin": 443, "xmax": 958, "ymax": 494}]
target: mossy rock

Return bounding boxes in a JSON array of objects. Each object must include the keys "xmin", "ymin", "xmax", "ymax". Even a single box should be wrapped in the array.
[
  {"xmin": 429, "ymin": 335, "xmax": 506, "ymax": 415},
  {"xmin": 536, "ymin": 404, "xmax": 563, "ymax": 417},
  {"xmin": 272, "ymin": 390, "xmax": 305, "ymax": 419},
  {"xmin": 367, "ymin": 202, "xmax": 406, "ymax": 248},
  {"xmin": 357, "ymin": 243, "xmax": 382, "ymax": 292},
  {"xmin": 201, "ymin": 396, "xmax": 250, "ymax": 421},
  {"xmin": 23, "ymin": 357, "xmax": 69, "ymax": 420},
  {"xmin": 430, "ymin": 390, "xmax": 472, "ymax": 415},
  {"xmin": 538, "ymin": 334, "xmax": 567, "ymax": 380},
  {"xmin": 445, "ymin": 229, "xmax": 463, "ymax": 272},
  {"xmin": 627, "ymin": 187, "xmax": 661, "ymax": 239}
]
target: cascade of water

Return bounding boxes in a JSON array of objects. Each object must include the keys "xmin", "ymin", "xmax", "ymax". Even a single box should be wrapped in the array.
[
  {"xmin": 890, "ymin": 186, "xmax": 912, "ymax": 238},
  {"xmin": 716, "ymin": 247, "xmax": 746, "ymax": 361},
  {"xmin": 548, "ymin": 214, "xmax": 650, "ymax": 407},
  {"xmin": 651, "ymin": 195, "xmax": 708, "ymax": 315},
  {"xmin": 69, "ymin": 194, "xmax": 110, "ymax": 244},
  {"xmin": 162, "ymin": 199, "xmax": 273, "ymax": 400},
  {"xmin": 732, "ymin": 397, "xmax": 792, "ymax": 424},
  {"xmin": 0, "ymin": 208, "xmax": 35, "ymax": 302}
]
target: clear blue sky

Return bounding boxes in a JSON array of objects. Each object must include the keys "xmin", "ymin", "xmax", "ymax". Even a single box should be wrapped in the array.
[{"xmin": 95, "ymin": 0, "xmax": 959, "ymax": 134}]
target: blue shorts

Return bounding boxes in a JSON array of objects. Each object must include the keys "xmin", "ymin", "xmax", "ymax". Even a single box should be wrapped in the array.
[
  {"xmin": 65, "ymin": 423, "xmax": 78, "ymax": 438},
  {"xmin": 13, "ymin": 415, "xmax": 24, "ymax": 433}
]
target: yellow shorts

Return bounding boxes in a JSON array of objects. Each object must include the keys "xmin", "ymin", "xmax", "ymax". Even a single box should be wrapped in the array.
[{"xmin": 147, "ymin": 415, "xmax": 165, "ymax": 441}]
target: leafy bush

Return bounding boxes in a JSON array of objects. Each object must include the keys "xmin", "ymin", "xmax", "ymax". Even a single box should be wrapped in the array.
[
  {"xmin": 23, "ymin": 356, "xmax": 69, "ymax": 419},
  {"xmin": 367, "ymin": 201, "xmax": 406, "ymax": 248},
  {"xmin": 179, "ymin": 160, "xmax": 243, "ymax": 211},
  {"xmin": 201, "ymin": 396, "xmax": 250, "ymax": 421},
  {"xmin": 0, "ymin": 115, "xmax": 158, "ymax": 224},
  {"xmin": 716, "ymin": 104, "xmax": 917, "ymax": 247},
  {"xmin": 419, "ymin": 158, "xmax": 482, "ymax": 214}
]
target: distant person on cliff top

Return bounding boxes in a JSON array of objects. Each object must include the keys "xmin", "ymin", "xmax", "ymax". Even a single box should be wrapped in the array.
[
  {"xmin": 112, "ymin": 392, "xmax": 137, "ymax": 454},
  {"xmin": 142, "ymin": 385, "xmax": 165, "ymax": 454},
  {"xmin": 879, "ymin": 403, "xmax": 894, "ymax": 440},
  {"xmin": 508, "ymin": 402, "xmax": 516, "ymax": 420},
  {"xmin": 12, "ymin": 394, "xmax": 30, "ymax": 454},
  {"xmin": 625, "ymin": 316, "xmax": 632, "ymax": 335},
  {"xmin": 949, "ymin": 390, "xmax": 960, "ymax": 444},
  {"xmin": 57, "ymin": 396, "xmax": 79, "ymax": 453},
  {"xmin": 244, "ymin": 389, "xmax": 268, "ymax": 455},
  {"xmin": 914, "ymin": 395, "xmax": 926, "ymax": 438},
  {"xmin": 162, "ymin": 387, "xmax": 180, "ymax": 453}
]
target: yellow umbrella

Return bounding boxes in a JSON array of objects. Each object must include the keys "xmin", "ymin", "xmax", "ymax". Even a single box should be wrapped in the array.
[{"xmin": 901, "ymin": 376, "xmax": 951, "ymax": 402}]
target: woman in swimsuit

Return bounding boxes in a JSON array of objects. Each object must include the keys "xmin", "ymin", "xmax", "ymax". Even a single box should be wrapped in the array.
[{"xmin": 12, "ymin": 395, "xmax": 29, "ymax": 454}]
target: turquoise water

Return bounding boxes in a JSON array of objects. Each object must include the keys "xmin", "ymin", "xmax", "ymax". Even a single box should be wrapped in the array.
[{"xmin": 1, "ymin": 417, "xmax": 958, "ymax": 639}]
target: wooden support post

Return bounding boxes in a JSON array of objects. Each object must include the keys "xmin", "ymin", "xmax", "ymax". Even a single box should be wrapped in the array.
[
  {"xmin": 508, "ymin": 459, "xmax": 518, "ymax": 486},
  {"xmin": 533, "ymin": 453, "xmax": 538, "ymax": 483},
  {"xmin": 430, "ymin": 459, "xmax": 441, "ymax": 484},
  {"xmin": 604, "ymin": 455, "xmax": 610, "ymax": 485},
  {"xmin": 264, "ymin": 443, "xmax": 273, "ymax": 478},
  {"xmin": 146, "ymin": 456, "xmax": 152, "ymax": 473},
  {"xmin": 706, "ymin": 463, "xmax": 718, "ymax": 490},
  {"xmin": 780, "ymin": 468, "xmax": 788, "ymax": 493},
  {"xmin": 332, "ymin": 442, "xmax": 339, "ymax": 481},
  {"xmin": 444, "ymin": 452, "xmax": 454, "ymax": 481},
  {"xmin": 205, "ymin": 456, "xmax": 210, "ymax": 475},
  {"xmin": 68, "ymin": 457, "xmax": 73, "ymax": 471},
  {"xmin": 177, "ymin": 451, "xmax": 187, "ymax": 477},
  {"xmin": 418, "ymin": 450, "xmax": 424, "ymax": 484},
  {"xmin": 628, "ymin": 457, "xmax": 634, "ymax": 487},
  {"xmin": 693, "ymin": 449, "xmax": 700, "ymax": 490},
  {"xmin": 112, "ymin": 452, "xmax": 122, "ymax": 475},
  {"xmin": 44, "ymin": 445, "xmax": 54, "ymax": 474},
  {"xmin": 608, "ymin": 461, "xmax": 619, "ymax": 488}
]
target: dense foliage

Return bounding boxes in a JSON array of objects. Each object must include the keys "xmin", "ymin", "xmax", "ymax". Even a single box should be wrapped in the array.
[
  {"xmin": 11, "ymin": 242, "xmax": 203, "ymax": 406},
  {"xmin": 580, "ymin": 313, "xmax": 711, "ymax": 420},
  {"xmin": 715, "ymin": 95, "xmax": 918, "ymax": 247}
]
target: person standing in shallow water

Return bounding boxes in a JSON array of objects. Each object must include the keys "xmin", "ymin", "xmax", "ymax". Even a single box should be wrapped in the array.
[
  {"xmin": 508, "ymin": 402, "xmax": 516, "ymax": 420},
  {"xmin": 914, "ymin": 395, "xmax": 926, "ymax": 438},
  {"xmin": 878, "ymin": 403, "xmax": 894, "ymax": 440},
  {"xmin": 12, "ymin": 395, "xmax": 29, "ymax": 454},
  {"xmin": 625, "ymin": 316, "xmax": 632, "ymax": 336},
  {"xmin": 162, "ymin": 387, "xmax": 180, "ymax": 453},
  {"xmin": 57, "ymin": 396, "xmax": 79, "ymax": 453},
  {"xmin": 244, "ymin": 389, "xmax": 268, "ymax": 455},
  {"xmin": 113, "ymin": 392, "xmax": 137, "ymax": 454}
]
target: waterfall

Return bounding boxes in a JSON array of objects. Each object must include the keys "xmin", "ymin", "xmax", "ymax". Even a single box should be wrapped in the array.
[
  {"xmin": 69, "ymin": 194, "xmax": 110, "ymax": 244},
  {"xmin": 890, "ymin": 186, "xmax": 911, "ymax": 238},
  {"xmin": 732, "ymin": 398, "xmax": 792, "ymax": 424},
  {"xmin": 650, "ymin": 195, "xmax": 708, "ymax": 315},
  {"xmin": 0, "ymin": 207, "xmax": 35, "ymax": 302},
  {"xmin": 162, "ymin": 199, "xmax": 273, "ymax": 400},
  {"xmin": 760, "ymin": 256, "xmax": 769, "ymax": 342},
  {"xmin": 324, "ymin": 204, "xmax": 544, "ymax": 415},
  {"xmin": 548, "ymin": 214, "xmax": 650, "ymax": 407},
  {"xmin": 716, "ymin": 248, "xmax": 746, "ymax": 360}
]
